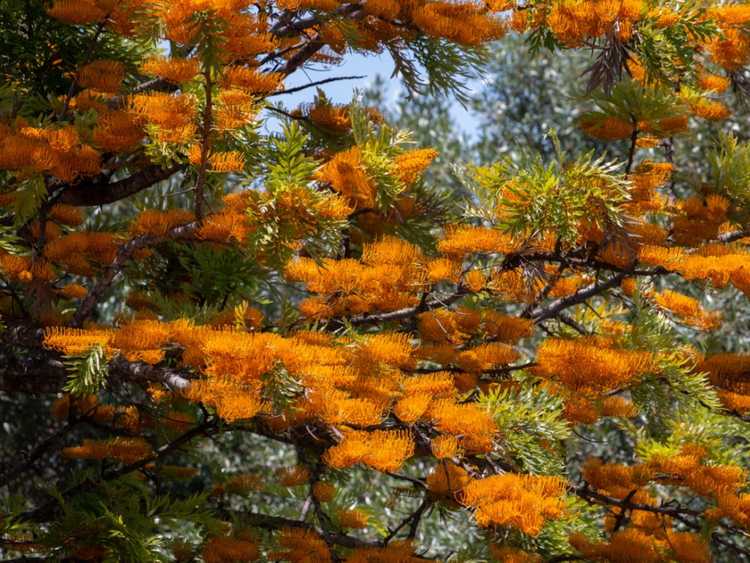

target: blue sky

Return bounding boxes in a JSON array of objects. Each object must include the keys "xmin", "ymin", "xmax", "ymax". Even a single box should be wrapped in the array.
[{"xmin": 269, "ymin": 52, "xmax": 480, "ymax": 136}]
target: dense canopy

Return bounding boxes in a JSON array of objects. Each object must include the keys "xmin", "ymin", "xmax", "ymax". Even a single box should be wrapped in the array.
[{"xmin": 3, "ymin": 1, "xmax": 750, "ymax": 561}]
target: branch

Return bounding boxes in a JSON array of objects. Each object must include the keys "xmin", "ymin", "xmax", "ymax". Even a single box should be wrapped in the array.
[
  {"xmin": 194, "ymin": 67, "xmax": 212, "ymax": 220},
  {"xmin": 0, "ymin": 418, "xmax": 81, "ymax": 487},
  {"xmin": 384, "ymin": 496, "xmax": 431, "ymax": 544},
  {"xmin": 20, "ymin": 418, "xmax": 217, "ymax": 523},
  {"xmin": 269, "ymin": 3, "xmax": 363, "ymax": 37},
  {"xmin": 268, "ymin": 75, "xmax": 366, "ymax": 96},
  {"xmin": 71, "ymin": 221, "xmax": 198, "ymax": 327},
  {"xmin": 237, "ymin": 511, "xmax": 390, "ymax": 550},
  {"xmin": 348, "ymin": 288, "xmax": 468, "ymax": 325},
  {"xmin": 58, "ymin": 164, "xmax": 184, "ymax": 207},
  {"xmin": 529, "ymin": 272, "xmax": 628, "ymax": 324},
  {"xmin": 278, "ymin": 35, "xmax": 327, "ymax": 76},
  {"xmin": 718, "ymin": 229, "xmax": 750, "ymax": 243},
  {"xmin": 0, "ymin": 324, "xmax": 195, "ymax": 395}
]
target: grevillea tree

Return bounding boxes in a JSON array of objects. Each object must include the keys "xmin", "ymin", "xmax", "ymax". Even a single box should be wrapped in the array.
[{"xmin": 5, "ymin": 1, "xmax": 750, "ymax": 561}]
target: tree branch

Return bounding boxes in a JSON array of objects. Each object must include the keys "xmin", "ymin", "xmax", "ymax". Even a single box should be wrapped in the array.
[
  {"xmin": 71, "ymin": 221, "xmax": 198, "ymax": 327},
  {"xmin": 58, "ymin": 164, "xmax": 184, "ymax": 207},
  {"xmin": 268, "ymin": 75, "xmax": 366, "ymax": 96},
  {"xmin": 529, "ymin": 272, "xmax": 628, "ymax": 324}
]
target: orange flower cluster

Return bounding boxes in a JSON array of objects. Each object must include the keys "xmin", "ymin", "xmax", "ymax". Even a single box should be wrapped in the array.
[
  {"xmin": 141, "ymin": 56, "xmax": 200, "ymax": 84},
  {"xmin": 707, "ymin": 6, "xmax": 750, "ymax": 71},
  {"xmin": 92, "ymin": 110, "xmax": 144, "ymax": 152},
  {"xmin": 431, "ymin": 434, "xmax": 461, "ymax": 459},
  {"xmin": 462, "ymin": 473, "xmax": 567, "ymax": 535},
  {"xmin": 222, "ymin": 473, "xmax": 263, "ymax": 495},
  {"xmin": 337, "ymin": 507, "xmax": 369, "ymax": 529},
  {"xmin": 489, "ymin": 545, "xmax": 542, "ymax": 563},
  {"xmin": 671, "ymin": 194, "xmax": 730, "ymax": 246},
  {"xmin": 639, "ymin": 243, "xmax": 750, "ymax": 290},
  {"xmin": 650, "ymin": 449, "xmax": 745, "ymax": 498},
  {"xmin": 625, "ymin": 160, "xmax": 673, "ymax": 214},
  {"xmin": 0, "ymin": 122, "xmax": 100, "ymax": 182},
  {"xmin": 48, "ymin": 0, "xmax": 155, "ymax": 34},
  {"xmin": 343, "ymin": 541, "xmax": 423, "ymax": 563},
  {"xmin": 698, "ymin": 353, "xmax": 750, "ymax": 413},
  {"xmin": 428, "ymin": 399, "xmax": 498, "ymax": 453},
  {"xmin": 202, "ymin": 535, "xmax": 259, "ymax": 563},
  {"xmin": 129, "ymin": 209, "xmax": 195, "ymax": 237},
  {"xmin": 316, "ymin": 147, "xmax": 377, "ymax": 209},
  {"xmin": 270, "ymin": 528, "xmax": 331, "ymax": 563},
  {"xmin": 541, "ymin": 0, "xmax": 645, "ymax": 46},
  {"xmin": 0, "ymin": 252, "xmax": 33, "ymax": 284},
  {"xmin": 312, "ymin": 481, "xmax": 336, "ymax": 502},
  {"xmin": 286, "ymin": 236, "xmax": 426, "ymax": 318},
  {"xmin": 650, "ymin": 289, "xmax": 721, "ymax": 330},
  {"xmin": 130, "ymin": 92, "xmax": 198, "ymax": 144},
  {"xmin": 584, "ymin": 451, "xmax": 750, "ymax": 531},
  {"xmin": 54, "ymin": 395, "xmax": 142, "ymax": 432},
  {"xmin": 582, "ymin": 458, "xmax": 654, "ymax": 500},
  {"xmin": 44, "ymin": 319, "xmax": 486, "ymax": 448},
  {"xmin": 534, "ymin": 337, "xmax": 653, "ymax": 395},
  {"xmin": 562, "ymin": 394, "xmax": 638, "ymax": 424},
  {"xmin": 410, "ymin": 2, "xmax": 507, "ymax": 46},
  {"xmin": 77, "ymin": 60, "xmax": 125, "ymax": 93},
  {"xmin": 579, "ymin": 114, "xmax": 634, "ymax": 141},
  {"xmin": 425, "ymin": 462, "xmax": 470, "ymax": 499},
  {"xmin": 323, "ymin": 429, "xmax": 415, "ymax": 473},
  {"xmin": 570, "ymin": 529, "xmax": 711, "ymax": 563},
  {"xmin": 393, "ymin": 148, "xmax": 438, "ymax": 186},
  {"xmin": 62, "ymin": 437, "xmax": 153, "ymax": 464}
]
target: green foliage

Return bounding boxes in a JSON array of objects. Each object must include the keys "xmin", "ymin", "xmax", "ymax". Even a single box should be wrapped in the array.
[
  {"xmin": 387, "ymin": 36, "xmax": 486, "ymax": 105},
  {"xmin": 41, "ymin": 477, "xmax": 218, "ymax": 561},
  {"xmin": 636, "ymin": 6, "xmax": 719, "ymax": 86},
  {"xmin": 266, "ymin": 121, "xmax": 319, "ymax": 192},
  {"xmin": 63, "ymin": 344, "xmax": 109, "ymax": 397},
  {"xmin": 261, "ymin": 363, "xmax": 304, "ymax": 416},
  {"xmin": 470, "ymin": 138, "xmax": 629, "ymax": 244},
  {"xmin": 0, "ymin": 223, "xmax": 25, "ymax": 254},
  {"xmin": 636, "ymin": 412, "xmax": 750, "ymax": 469},
  {"xmin": 0, "ymin": 0, "xmax": 155, "ymax": 102},
  {"xmin": 481, "ymin": 375, "xmax": 571, "ymax": 475},
  {"xmin": 526, "ymin": 496, "xmax": 603, "ymax": 557},
  {"xmin": 626, "ymin": 296, "xmax": 723, "ymax": 438},
  {"xmin": 13, "ymin": 175, "xmax": 47, "ymax": 227},
  {"xmin": 175, "ymin": 244, "xmax": 260, "ymax": 307},
  {"xmin": 351, "ymin": 102, "xmax": 411, "ymax": 209},
  {"xmin": 708, "ymin": 133, "xmax": 750, "ymax": 214},
  {"xmin": 582, "ymin": 79, "xmax": 688, "ymax": 131}
]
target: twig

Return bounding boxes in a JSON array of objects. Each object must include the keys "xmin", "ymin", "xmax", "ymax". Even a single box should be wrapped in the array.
[
  {"xmin": 71, "ymin": 222, "xmax": 197, "ymax": 326},
  {"xmin": 268, "ymin": 75, "xmax": 366, "ymax": 96}
]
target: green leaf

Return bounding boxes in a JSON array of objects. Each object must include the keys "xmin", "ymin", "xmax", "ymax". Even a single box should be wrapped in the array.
[
  {"xmin": 13, "ymin": 175, "xmax": 47, "ymax": 227},
  {"xmin": 63, "ymin": 344, "xmax": 109, "ymax": 396}
]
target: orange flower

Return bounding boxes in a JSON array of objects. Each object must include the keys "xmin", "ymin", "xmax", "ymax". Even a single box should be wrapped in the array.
[
  {"xmin": 323, "ymin": 429, "xmax": 415, "ymax": 473},
  {"xmin": 463, "ymin": 473, "xmax": 566, "ymax": 535},
  {"xmin": 141, "ymin": 57, "xmax": 199, "ymax": 84},
  {"xmin": 316, "ymin": 147, "xmax": 376, "ymax": 209}
]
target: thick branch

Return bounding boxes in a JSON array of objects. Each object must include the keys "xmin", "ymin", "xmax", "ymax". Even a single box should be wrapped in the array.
[
  {"xmin": 59, "ymin": 164, "xmax": 184, "ymax": 207},
  {"xmin": 0, "ymin": 325, "xmax": 194, "ymax": 396},
  {"xmin": 718, "ymin": 229, "xmax": 750, "ymax": 243},
  {"xmin": 269, "ymin": 3, "xmax": 363, "ymax": 37}
]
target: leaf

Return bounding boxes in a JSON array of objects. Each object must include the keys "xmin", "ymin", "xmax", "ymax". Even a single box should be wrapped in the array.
[
  {"xmin": 63, "ymin": 344, "xmax": 109, "ymax": 396},
  {"xmin": 13, "ymin": 175, "xmax": 47, "ymax": 227}
]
